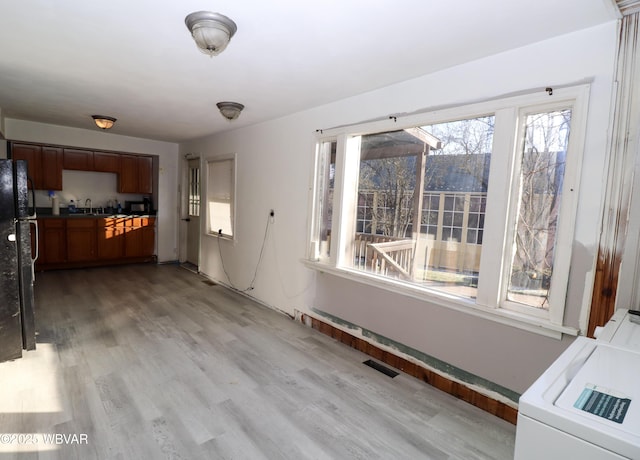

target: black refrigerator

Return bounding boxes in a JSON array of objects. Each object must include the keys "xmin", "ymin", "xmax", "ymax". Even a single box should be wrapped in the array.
[{"xmin": 0, "ymin": 159, "xmax": 37, "ymax": 362}]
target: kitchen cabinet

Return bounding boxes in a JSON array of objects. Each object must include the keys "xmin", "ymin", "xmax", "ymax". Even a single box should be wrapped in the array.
[
  {"xmin": 119, "ymin": 154, "xmax": 138, "ymax": 193},
  {"xmin": 119, "ymin": 154, "xmax": 153, "ymax": 194},
  {"xmin": 93, "ymin": 152, "xmax": 120, "ymax": 173},
  {"xmin": 66, "ymin": 219, "xmax": 97, "ymax": 262},
  {"xmin": 141, "ymin": 219, "xmax": 156, "ymax": 256},
  {"xmin": 11, "ymin": 144, "xmax": 41, "ymax": 190},
  {"xmin": 10, "ymin": 144, "xmax": 62, "ymax": 190},
  {"xmin": 63, "ymin": 149, "xmax": 94, "ymax": 170},
  {"xmin": 36, "ymin": 216, "xmax": 155, "ymax": 270},
  {"xmin": 138, "ymin": 155, "xmax": 153, "ymax": 194},
  {"xmin": 97, "ymin": 217, "xmax": 126, "ymax": 260},
  {"xmin": 12, "ymin": 142, "xmax": 155, "ymax": 196},
  {"xmin": 124, "ymin": 217, "xmax": 155, "ymax": 258},
  {"xmin": 38, "ymin": 218, "xmax": 66, "ymax": 266},
  {"xmin": 40, "ymin": 146, "xmax": 63, "ymax": 190}
]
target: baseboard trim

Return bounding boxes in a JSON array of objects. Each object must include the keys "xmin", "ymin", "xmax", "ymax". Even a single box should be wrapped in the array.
[{"xmin": 301, "ymin": 314, "xmax": 518, "ymax": 425}]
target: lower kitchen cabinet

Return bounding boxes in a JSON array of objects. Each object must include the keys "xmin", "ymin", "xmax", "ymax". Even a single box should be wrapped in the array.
[
  {"xmin": 38, "ymin": 218, "xmax": 66, "ymax": 266},
  {"xmin": 67, "ymin": 219, "xmax": 97, "ymax": 262},
  {"xmin": 35, "ymin": 216, "xmax": 156, "ymax": 270},
  {"xmin": 97, "ymin": 217, "xmax": 126, "ymax": 260},
  {"xmin": 124, "ymin": 217, "xmax": 156, "ymax": 258}
]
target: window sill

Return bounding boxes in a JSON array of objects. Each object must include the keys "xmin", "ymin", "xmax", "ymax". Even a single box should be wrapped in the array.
[
  {"xmin": 302, "ymin": 260, "xmax": 579, "ymax": 340},
  {"xmin": 206, "ymin": 232, "xmax": 234, "ymax": 242}
]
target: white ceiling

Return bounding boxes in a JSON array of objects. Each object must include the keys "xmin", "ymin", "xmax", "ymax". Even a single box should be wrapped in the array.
[{"xmin": 0, "ymin": 1, "xmax": 620, "ymax": 143}]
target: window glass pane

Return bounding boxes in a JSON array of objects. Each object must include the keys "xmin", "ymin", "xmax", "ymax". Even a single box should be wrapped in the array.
[
  {"xmin": 207, "ymin": 158, "xmax": 234, "ymax": 237},
  {"xmin": 188, "ymin": 164, "xmax": 200, "ymax": 217},
  {"xmin": 353, "ymin": 116, "xmax": 494, "ymax": 299},
  {"xmin": 507, "ymin": 109, "xmax": 571, "ymax": 309},
  {"xmin": 315, "ymin": 141, "xmax": 335, "ymax": 261}
]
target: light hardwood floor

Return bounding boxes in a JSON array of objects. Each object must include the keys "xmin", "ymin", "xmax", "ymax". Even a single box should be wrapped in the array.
[{"xmin": 0, "ymin": 264, "xmax": 516, "ymax": 459}]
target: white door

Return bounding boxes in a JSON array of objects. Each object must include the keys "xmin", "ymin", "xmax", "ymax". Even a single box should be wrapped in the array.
[{"xmin": 185, "ymin": 158, "xmax": 200, "ymax": 266}]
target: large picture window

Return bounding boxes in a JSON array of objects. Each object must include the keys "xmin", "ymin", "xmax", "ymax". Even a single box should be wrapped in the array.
[{"xmin": 308, "ymin": 86, "xmax": 589, "ymax": 336}]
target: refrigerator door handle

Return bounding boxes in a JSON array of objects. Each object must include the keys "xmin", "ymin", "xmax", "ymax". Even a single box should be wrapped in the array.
[
  {"xmin": 29, "ymin": 219, "xmax": 38, "ymax": 284},
  {"xmin": 30, "ymin": 219, "xmax": 39, "ymax": 263}
]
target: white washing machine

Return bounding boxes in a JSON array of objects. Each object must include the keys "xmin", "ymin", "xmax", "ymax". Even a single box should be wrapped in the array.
[{"xmin": 514, "ymin": 309, "xmax": 640, "ymax": 459}]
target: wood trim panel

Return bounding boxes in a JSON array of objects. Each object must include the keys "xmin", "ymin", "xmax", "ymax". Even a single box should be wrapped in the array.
[
  {"xmin": 589, "ymin": 13, "xmax": 640, "ymax": 336},
  {"xmin": 300, "ymin": 314, "xmax": 519, "ymax": 424}
]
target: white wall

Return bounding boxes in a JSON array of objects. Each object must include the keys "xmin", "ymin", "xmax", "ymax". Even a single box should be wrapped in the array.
[
  {"xmin": 181, "ymin": 21, "xmax": 618, "ymax": 397},
  {"xmin": 4, "ymin": 119, "xmax": 179, "ymax": 262}
]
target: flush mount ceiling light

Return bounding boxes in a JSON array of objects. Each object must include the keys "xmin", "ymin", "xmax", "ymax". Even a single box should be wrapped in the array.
[
  {"xmin": 185, "ymin": 11, "xmax": 237, "ymax": 56},
  {"xmin": 216, "ymin": 102, "xmax": 244, "ymax": 121},
  {"xmin": 91, "ymin": 115, "xmax": 117, "ymax": 130}
]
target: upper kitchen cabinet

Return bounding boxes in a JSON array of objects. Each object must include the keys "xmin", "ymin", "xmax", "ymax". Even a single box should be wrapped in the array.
[
  {"xmin": 11, "ymin": 143, "xmax": 63, "ymax": 190},
  {"xmin": 11, "ymin": 143, "xmax": 41, "ymax": 189},
  {"xmin": 63, "ymin": 148, "xmax": 94, "ymax": 171},
  {"xmin": 40, "ymin": 146, "xmax": 63, "ymax": 190},
  {"xmin": 119, "ymin": 154, "xmax": 152, "ymax": 194},
  {"xmin": 93, "ymin": 151, "xmax": 120, "ymax": 173},
  {"xmin": 138, "ymin": 155, "xmax": 153, "ymax": 194}
]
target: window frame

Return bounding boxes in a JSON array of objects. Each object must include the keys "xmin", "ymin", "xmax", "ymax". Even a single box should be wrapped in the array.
[
  {"xmin": 306, "ymin": 85, "xmax": 591, "ymax": 339},
  {"xmin": 206, "ymin": 155, "xmax": 236, "ymax": 240}
]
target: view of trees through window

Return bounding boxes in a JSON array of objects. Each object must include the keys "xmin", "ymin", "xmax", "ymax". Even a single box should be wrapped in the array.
[
  {"xmin": 355, "ymin": 116, "xmax": 494, "ymax": 298},
  {"xmin": 507, "ymin": 109, "xmax": 571, "ymax": 309}
]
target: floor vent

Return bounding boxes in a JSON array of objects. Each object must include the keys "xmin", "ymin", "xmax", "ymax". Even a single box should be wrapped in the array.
[{"xmin": 363, "ymin": 359, "xmax": 399, "ymax": 378}]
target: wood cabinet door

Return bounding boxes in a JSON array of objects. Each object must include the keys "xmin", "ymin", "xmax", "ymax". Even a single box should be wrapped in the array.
[
  {"xmin": 124, "ymin": 225, "xmax": 143, "ymax": 257},
  {"xmin": 93, "ymin": 152, "xmax": 120, "ymax": 173},
  {"xmin": 138, "ymin": 156, "xmax": 153, "ymax": 194},
  {"xmin": 66, "ymin": 219, "xmax": 97, "ymax": 262},
  {"xmin": 41, "ymin": 219, "xmax": 66, "ymax": 264},
  {"xmin": 97, "ymin": 218, "xmax": 125, "ymax": 260},
  {"xmin": 11, "ymin": 144, "xmax": 41, "ymax": 189},
  {"xmin": 40, "ymin": 146, "xmax": 63, "ymax": 190},
  {"xmin": 63, "ymin": 149, "xmax": 94, "ymax": 170},
  {"xmin": 118, "ymin": 154, "xmax": 138, "ymax": 193},
  {"xmin": 141, "ymin": 224, "xmax": 156, "ymax": 256}
]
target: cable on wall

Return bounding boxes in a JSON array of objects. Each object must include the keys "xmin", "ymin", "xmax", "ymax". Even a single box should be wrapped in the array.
[{"xmin": 217, "ymin": 212, "xmax": 271, "ymax": 293}]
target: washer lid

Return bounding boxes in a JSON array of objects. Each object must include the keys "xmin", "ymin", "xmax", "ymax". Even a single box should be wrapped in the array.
[
  {"xmin": 555, "ymin": 344, "xmax": 640, "ymax": 435},
  {"xmin": 519, "ymin": 338, "xmax": 640, "ymax": 458}
]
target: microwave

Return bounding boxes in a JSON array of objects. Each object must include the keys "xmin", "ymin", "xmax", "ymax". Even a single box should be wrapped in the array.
[{"xmin": 126, "ymin": 201, "xmax": 148, "ymax": 213}]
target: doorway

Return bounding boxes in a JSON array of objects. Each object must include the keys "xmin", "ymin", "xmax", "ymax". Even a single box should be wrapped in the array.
[{"xmin": 183, "ymin": 157, "xmax": 201, "ymax": 270}]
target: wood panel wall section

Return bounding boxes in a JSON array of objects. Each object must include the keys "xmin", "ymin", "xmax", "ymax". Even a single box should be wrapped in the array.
[
  {"xmin": 300, "ymin": 314, "xmax": 519, "ymax": 425},
  {"xmin": 588, "ymin": 249, "xmax": 621, "ymax": 337}
]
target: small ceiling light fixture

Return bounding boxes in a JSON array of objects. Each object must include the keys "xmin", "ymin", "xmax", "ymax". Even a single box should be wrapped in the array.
[
  {"xmin": 216, "ymin": 102, "xmax": 244, "ymax": 121},
  {"xmin": 91, "ymin": 115, "xmax": 117, "ymax": 130},
  {"xmin": 185, "ymin": 11, "xmax": 237, "ymax": 56}
]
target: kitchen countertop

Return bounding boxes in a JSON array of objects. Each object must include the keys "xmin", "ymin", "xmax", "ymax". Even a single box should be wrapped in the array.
[{"xmin": 35, "ymin": 208, "xmax": 156, "ymax": 219}]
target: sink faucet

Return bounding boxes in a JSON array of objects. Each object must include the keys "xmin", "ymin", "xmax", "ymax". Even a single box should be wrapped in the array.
[{"xmin": 85, "ymin": 198, "xmax": 92, "ymax": 214}]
